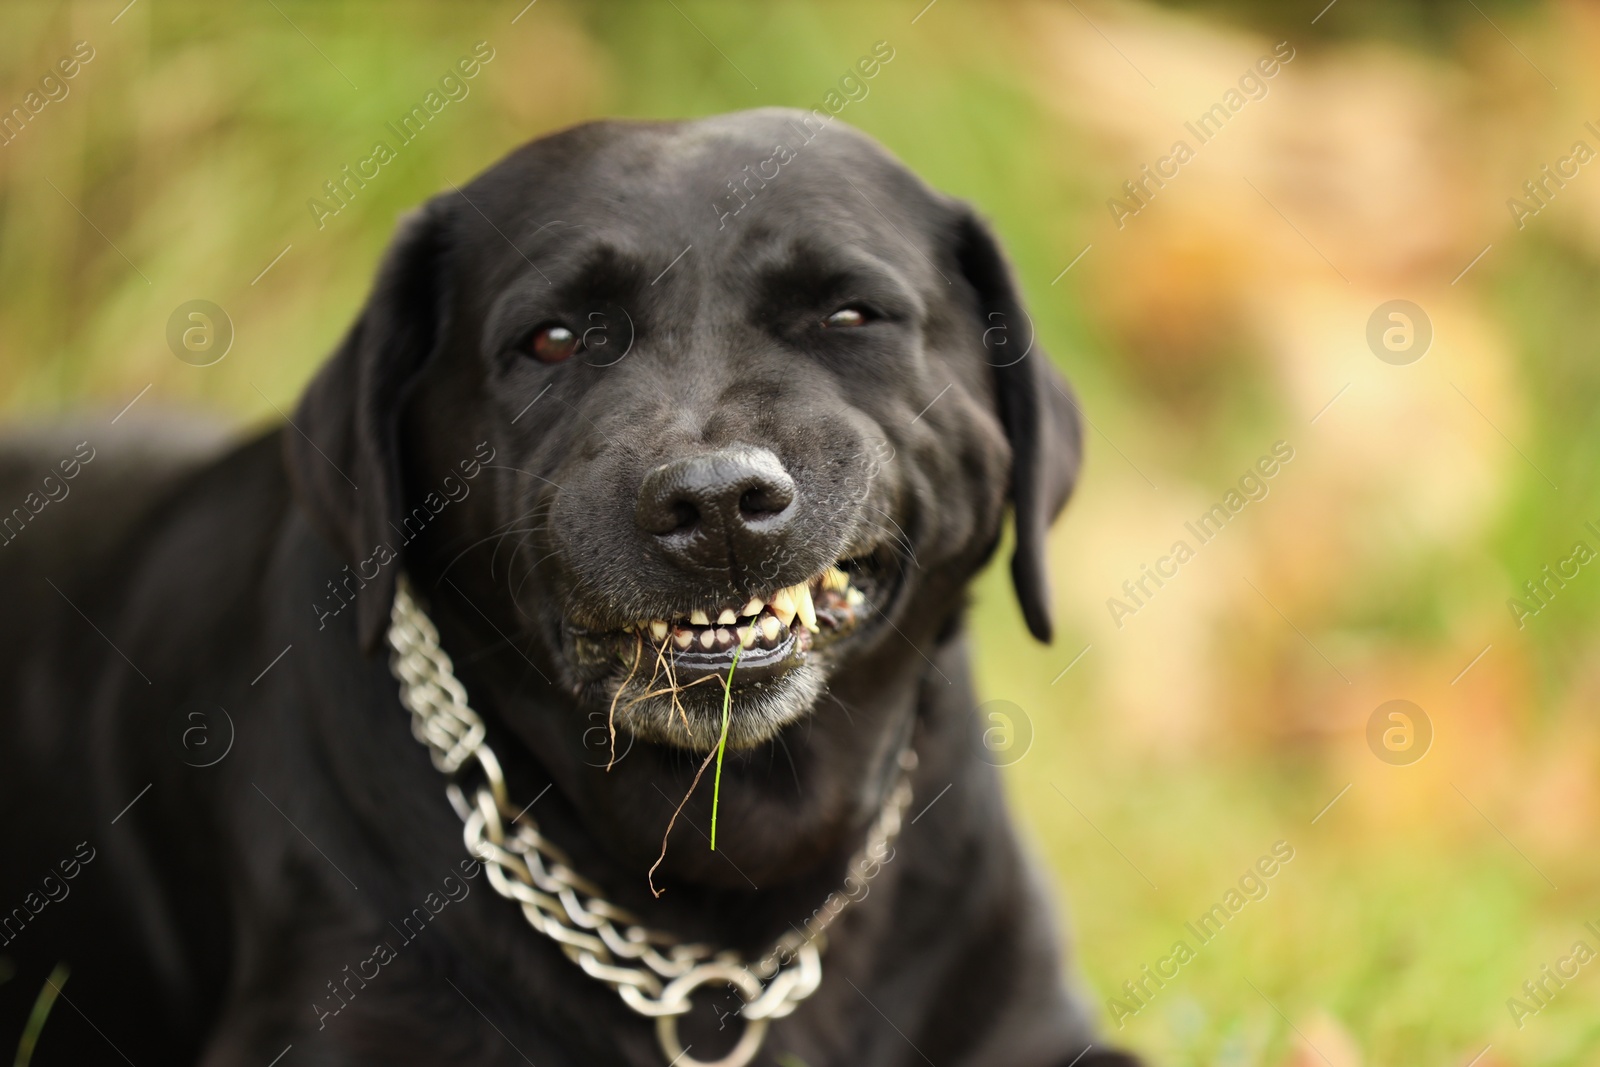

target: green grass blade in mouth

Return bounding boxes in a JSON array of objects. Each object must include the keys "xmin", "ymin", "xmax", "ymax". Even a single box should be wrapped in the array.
[{"xmin": 709, "ymin": 645, "xmax": 741, "ymax": 850}]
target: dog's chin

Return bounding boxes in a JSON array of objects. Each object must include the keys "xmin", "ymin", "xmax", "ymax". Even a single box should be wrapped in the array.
[
  {"xmin": 559, "ymin": 550, "xmax": 899, "ymax": 751},
  {"xmin": 608, "ymin": 660, "xmax": 829, "ymax": 750}
]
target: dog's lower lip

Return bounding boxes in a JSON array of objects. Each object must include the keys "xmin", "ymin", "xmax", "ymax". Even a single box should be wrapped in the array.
[{"xmin": 642, "ymin": 627, "xmax": 811, "ymax": 683}]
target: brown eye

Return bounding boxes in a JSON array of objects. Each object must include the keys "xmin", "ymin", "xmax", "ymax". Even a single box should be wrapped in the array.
[
  {"xmin": 822, "ymin": 306, "xmax": 869, "ymax": 328},
  {"xmin": 529, "ymin": 324, "xmax": 580, "ymax": 363}
]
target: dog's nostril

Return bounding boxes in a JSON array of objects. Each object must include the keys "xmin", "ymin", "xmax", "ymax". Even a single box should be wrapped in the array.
[
  {"xmin": 635, "ymin": 447, "xmax": 797, "ymax": 556},
  {"xmin": 739, "ymin": 484, "xmax": 789, "ymax": 518},
  {"xmin": 668, "ymin": 500, "xmax": 700, "ymax": 534}
]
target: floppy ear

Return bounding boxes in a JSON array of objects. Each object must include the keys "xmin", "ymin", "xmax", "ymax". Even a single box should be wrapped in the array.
[
  {"xmin": 952, "ymin": 207, "xmax": 1084, "ymax": 644},
  {"xmin": 284, "ymin": 202, "xmax": 450, "ymax": 653}
]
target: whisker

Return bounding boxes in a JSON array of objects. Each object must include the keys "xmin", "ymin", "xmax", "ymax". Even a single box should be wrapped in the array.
[
  {"xmin": 863, "ymin": 504, "xmax": 918, "ymax": 566},
  {"xmin": 437, "ymin": 516, "xmax": 539, "ymax": 577},
  {"xmin": 773, "ymin": 732, "xmax": 801, "ymax": 799},
  {"xmin": 481, "ymin": 463, "xmax": 563, "ymax": 491},
  {"xmin": 510, "ymin": 543, "xmax": 562, "ymax": 605}
]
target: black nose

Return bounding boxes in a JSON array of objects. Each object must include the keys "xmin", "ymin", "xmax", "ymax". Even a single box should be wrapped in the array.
[{"xmin": 636, "ymin": 446, "xmax": 797, "ymax": 572}]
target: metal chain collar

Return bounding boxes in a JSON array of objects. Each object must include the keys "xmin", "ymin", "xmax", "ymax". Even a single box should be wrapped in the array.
[{"xmin": 386, "ymin": 573, "xmax": 917, "ymax": 1067}]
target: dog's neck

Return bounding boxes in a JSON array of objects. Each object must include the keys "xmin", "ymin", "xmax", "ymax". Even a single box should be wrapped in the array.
[{"xmin": 398, "ymin": 565, "xmax": 957, "ymax": 951}]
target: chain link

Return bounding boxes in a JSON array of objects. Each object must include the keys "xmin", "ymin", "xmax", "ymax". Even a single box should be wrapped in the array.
[{"xmin": 387, "ymin": 573, "xmax": 916, "ymax": 1067}]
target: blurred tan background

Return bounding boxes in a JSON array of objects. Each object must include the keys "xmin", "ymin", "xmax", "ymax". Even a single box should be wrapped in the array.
[{"xmin": 3, "ymin": 1, "xmax": 1598, "ymax": 1064}]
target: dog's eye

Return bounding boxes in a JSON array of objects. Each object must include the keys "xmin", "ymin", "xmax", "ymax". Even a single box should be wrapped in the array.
[
  {"xmin": 528, "ymin": 324, "xmax": 580, "ymax": 363},
  {"xmin": 822, "ymin": 306, "xmax": 871, "ymax": 328}
]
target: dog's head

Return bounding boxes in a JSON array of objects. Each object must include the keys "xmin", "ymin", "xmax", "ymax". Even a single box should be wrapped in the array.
[{"xmin": 287, "ymin": 108, "xmax": 1080, "ymax": 766}]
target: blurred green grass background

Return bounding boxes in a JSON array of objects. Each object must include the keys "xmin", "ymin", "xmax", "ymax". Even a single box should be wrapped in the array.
[{"xmin": 3, "ymin": 2, "xmax": 1598, "ymax": 1064}]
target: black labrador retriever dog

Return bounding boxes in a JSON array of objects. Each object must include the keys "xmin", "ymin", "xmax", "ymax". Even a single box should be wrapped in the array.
[{"xmin": 0, "ymin": 109, "xmax": 1139, "ymax": 1067}]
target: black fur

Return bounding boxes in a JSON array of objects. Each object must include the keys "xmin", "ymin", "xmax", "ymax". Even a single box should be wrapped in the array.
[{"xmin": 0, "ymin": 110, "xmax": 1136, "ymax": 1066}]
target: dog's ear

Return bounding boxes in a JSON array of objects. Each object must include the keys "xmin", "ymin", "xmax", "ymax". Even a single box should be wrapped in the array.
[
  {"xmin": 951, "ymin": 207, "xmax": 1084, "ymax": 644},
  {"xmin": 284, "ymin": 202, "xmax": 450, "ymax": 653}
]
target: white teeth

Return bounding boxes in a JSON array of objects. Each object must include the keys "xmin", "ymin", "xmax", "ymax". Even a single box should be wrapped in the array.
[
  {"xmin": 793, "ymin": 584, "xmax": 818, "ymax": 633},
  {"xmin": 770, "ymin": 587, "xmax": 796, "ymax": 627},
  {"xmin": 767, "ymin": 584, "xmax": 816, "ymax": 632},
  {"xmin": 638, "ymin": 568, "xmax": 860, "ymax": 648}
]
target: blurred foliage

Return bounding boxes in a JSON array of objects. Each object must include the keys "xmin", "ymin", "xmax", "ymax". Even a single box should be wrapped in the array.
[
  {"xmin": 3, "ymin": 1, "xmax": 1598, "ymax": 1064},
  {"xmin": 1170, "ymin": 0, "xmax": 1544, "ymax": 52}
]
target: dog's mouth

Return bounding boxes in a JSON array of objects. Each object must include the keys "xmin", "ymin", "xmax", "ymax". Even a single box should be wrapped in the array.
[
  {"xmin": 575, "ymin": 554, "xmax": 882, "ymax": 681},
  {"xmin": 623, "ymin": 562, "xmax": 866, "ymax": 676},
  {"xmin": 564, "ymin": 546, "xmax": 898, "ymax": 748}
]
